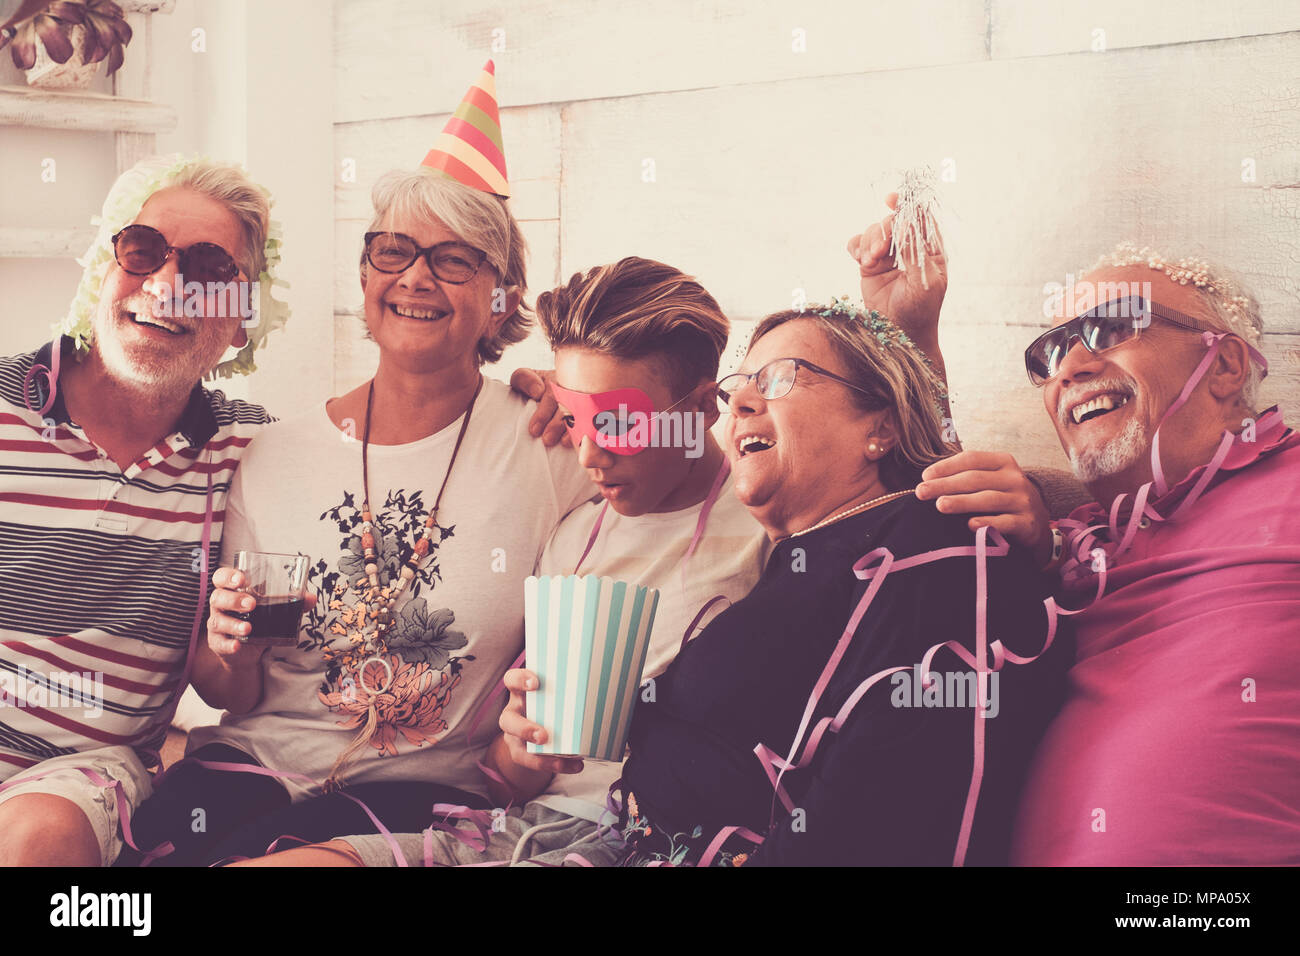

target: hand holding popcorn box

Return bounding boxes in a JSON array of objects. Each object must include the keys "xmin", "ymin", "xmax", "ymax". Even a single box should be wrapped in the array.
[{"xmin": 524, "ymin": 575, "xmax": 659, "ymax": 760}]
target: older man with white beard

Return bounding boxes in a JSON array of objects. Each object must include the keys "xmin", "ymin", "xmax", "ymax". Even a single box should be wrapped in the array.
[
  {"xmin": 910, "ymin": 243, "xmax": 1300, "ymax": 865},
  {"xmin": 0, "ymin": 156, "xmax": 285, "ymax": 866}
]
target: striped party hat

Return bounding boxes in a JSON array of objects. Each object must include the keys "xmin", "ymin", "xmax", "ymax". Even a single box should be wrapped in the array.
[{"xmin": 421, "ymin": 60, "xmax": 510, "ymax": 198}]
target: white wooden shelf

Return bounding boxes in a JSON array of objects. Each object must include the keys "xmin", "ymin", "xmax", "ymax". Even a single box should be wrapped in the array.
[
  {"xmin": 0, "ymin": 86, "xmax": 176, "ymax": 133},
  {"xmin": 0, "ymin": 226, "xmax": 97, "ymax": 259},
  {"xmin": 0, "ymin": 1, "xmax": 174, "ymax": 262}
]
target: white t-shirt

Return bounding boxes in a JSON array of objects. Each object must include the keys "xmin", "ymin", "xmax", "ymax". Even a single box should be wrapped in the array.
[
  {"xmin": 531, "ymin": 469, "xmax": 770, "ymax": 821},
  {"xmin": 188, "ymin": 378, "xmax": 593, "ymax": 801}
]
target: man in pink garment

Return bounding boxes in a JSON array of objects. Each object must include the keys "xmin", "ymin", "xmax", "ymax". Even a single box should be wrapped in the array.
[{"xmin": 907, "ymin": 244, "xmax": 1300, "ymax": 864}]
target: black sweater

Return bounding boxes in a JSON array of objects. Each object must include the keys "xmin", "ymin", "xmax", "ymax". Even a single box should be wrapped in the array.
[{"xmin": 620, "ymin": 493, "xmax": 1071, "ymax": 866}]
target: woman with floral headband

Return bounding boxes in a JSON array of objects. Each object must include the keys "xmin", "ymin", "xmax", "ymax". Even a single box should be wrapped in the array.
[
  {"xmin": 577, "ymin": 301, "xmax": 1074, "ymax": 865},
  {"xmin": 492, "ymin": 183, "xmax": 1057, "ymax": 866}
]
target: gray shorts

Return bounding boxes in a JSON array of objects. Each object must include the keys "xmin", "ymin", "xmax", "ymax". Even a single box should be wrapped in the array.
[
  {"xmin": 342, "ymin": 803, "xmax": 628, "ymax": 867},
  {"xmin": 0, "ymin": 745, "xmax": 153, "ymax": 865}
]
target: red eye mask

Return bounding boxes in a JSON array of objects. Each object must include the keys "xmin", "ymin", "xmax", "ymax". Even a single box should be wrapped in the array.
[{"xmin": 548, "ymin": 382, "xmax": 658, "ymax": 456}]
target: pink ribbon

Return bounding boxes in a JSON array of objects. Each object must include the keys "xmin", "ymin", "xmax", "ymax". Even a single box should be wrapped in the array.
[
  {"xmin": 695, "ymin": 825, "xmax": 770, "ymax": 868},
  {"xmin": 708, "ymin": 525, "xmax": 1064, "ymax": 868},
  {"xmin": 1059, "ymin": 332, "xmax": 1275, "ymax": 589},
  {"xmin": 573, "ymin": 455, "xmax": 731, "ymax": 585},
  {"xmin": 22, "ymin": 336, "xmax": 62, "ymax": 417},
  {"xmin": 464, "ymin": 650, "xmax": 525, "ymax": 792},
  {"xmin": 161, "ymin": 759, "xmax": 452, "ymax": 868},
  {"xmin": 0, "ymin": 764, "xmax": 175, "ymax": 865},
  {"xmin": 572, "ymin": 504, "xmax": 609, "ymax": 578}
]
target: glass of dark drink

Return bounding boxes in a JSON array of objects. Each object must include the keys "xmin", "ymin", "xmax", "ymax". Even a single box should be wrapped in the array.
[{"xmin": 232, "ymin": 551, "xmax": 310, "ymax": 646}]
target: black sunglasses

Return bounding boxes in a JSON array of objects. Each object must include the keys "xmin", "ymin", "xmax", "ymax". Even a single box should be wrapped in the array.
[
  {"xmin": 363, "ymin": 232, "xmax": 489, "ymax": 284},
  {"xmin": 1024, "ymin": 295, "xmax": 1212, "ymax": 386},
  {"xmin": 717, "ymin": 357, "xmax": 873, "ymax": 410},
  {"xmin": 111, "ymin": 224, "xmax": 241, "ymax": 285}
]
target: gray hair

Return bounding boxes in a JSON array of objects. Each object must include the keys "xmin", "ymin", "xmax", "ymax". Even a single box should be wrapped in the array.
[
  {"xmin": 361, "ymin": 169, "xmax": 531, "ymax": 365},
  {"xmin": 162, "ymin": 160, "xmax": 270, "ymax": 281}
]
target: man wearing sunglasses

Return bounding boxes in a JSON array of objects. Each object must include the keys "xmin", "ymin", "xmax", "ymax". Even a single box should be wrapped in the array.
[
  {"xmin": 909, "ymin": 246, "xmax": 1300, "ymax": 865},
  {"xmin": 0, "ymin": 156, "xmax": 281, "ymax": 866}
]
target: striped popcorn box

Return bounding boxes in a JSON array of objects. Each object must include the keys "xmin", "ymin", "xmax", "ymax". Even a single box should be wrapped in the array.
[{"xmin": 524, "ymin": 575, "xmax": 660, "ymax": 760}]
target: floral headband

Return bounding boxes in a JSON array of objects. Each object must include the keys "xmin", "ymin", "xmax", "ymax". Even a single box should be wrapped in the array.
[
  {"xmin": 56, "ymin": 154, "xmax": 291, "ymax": 379},
  {"xmin": 812, "ymin": 296, "xmax": 950, "ymax": 418},
  {"xmin": 1089, "ymin": 241, "xmax": 1260, "ymax": 347}
]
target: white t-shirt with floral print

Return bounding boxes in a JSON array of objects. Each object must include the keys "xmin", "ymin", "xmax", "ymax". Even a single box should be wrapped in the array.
[{"xmin": 189, "ymin": 378, "xmax": 594, "ymax": 801}]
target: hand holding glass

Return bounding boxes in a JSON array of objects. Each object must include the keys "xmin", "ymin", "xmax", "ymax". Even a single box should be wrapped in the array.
[{"xmin": 232, "ymin": 552, "xmax": 310, "ymax": 646}]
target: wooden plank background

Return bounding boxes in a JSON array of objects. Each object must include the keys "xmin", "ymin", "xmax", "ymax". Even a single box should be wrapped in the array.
[{"xmin": 333, "ymin": 0, "xmax": 1300, "ymax": 469}]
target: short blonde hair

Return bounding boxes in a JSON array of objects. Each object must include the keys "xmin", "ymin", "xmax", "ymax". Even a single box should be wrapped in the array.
[
  {"xmin": 362, "ymin": 169, "xmax": 531, "ymax": 365},
  {"xmin": 750, "ymin": 308, "xmax": 955, "ymax": 491},
  {"xmin": 536, "ymin": 257, "xmax": 729, "ymax": 394}
]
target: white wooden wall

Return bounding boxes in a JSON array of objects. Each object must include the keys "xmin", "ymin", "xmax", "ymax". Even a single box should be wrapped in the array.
[{"xmin": 334, "ymin": 0, "xmax": 1300, "ymax": 469}]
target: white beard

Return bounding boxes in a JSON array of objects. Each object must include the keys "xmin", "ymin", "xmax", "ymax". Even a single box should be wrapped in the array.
[
  {"xmin": 1068, "ymin": 412, "xmax": 1149, "ymax": 483},
  {"xmin": 95, "ymin": 297, "xmax": 226, "ymax": 395}
]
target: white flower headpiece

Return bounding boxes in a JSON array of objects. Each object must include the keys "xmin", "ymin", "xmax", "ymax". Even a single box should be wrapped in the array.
[
  {"xmin": 55, "ymin": 154, "xmax": 290, "ymax": 379},
  {"xmin": 815, "ymin": 295, "xmax": 950, "ymax": 419},
  {"xmin": 1092, "ymin": 241, "xmax": 1260, "ymax": 347}
]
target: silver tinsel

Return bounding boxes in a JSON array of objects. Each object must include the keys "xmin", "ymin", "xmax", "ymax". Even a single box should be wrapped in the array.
[{"xmin": 888, "ymin": 166, "xmax": 943, "ymax": 290}]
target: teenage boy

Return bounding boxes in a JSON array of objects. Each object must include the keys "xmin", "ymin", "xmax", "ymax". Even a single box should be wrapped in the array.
[{"xmin": 236, "ymin": 257, "xmax": 769, "ymax": 866}]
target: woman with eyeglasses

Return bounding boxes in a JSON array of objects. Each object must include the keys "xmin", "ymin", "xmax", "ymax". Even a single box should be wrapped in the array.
[
  {"xmin": 595, "ymin": 302, "xmax": 1072, "ymax": 865},
  {"xmin": 121, "ymin": 163, "xmax": 596, "ymax": 866}
]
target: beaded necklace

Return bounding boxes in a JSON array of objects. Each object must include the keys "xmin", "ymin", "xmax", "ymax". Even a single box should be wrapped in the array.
[
  {"xmin": 357, "ymin": 374, "xmax": 482, "ymax": 661},
  {"xmin": 323, "ymin": 375, "xmax": 482, "ymax": 790},
  {"xmin": 788, "ymin": 489, "xmax": 914, "ymax": 539}
]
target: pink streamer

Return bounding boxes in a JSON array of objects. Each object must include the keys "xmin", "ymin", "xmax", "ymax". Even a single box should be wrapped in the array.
[
  {"xmin": 732, "ymin": 526, "xmax": 1060, "ymax": 867},
  {"xmin": 21, "ymin": 336, "xmax": 62, "ymax": 417},
  {"xmin": 1059, "ymin": 334, "xmax": 1275, "ymax": 588}
]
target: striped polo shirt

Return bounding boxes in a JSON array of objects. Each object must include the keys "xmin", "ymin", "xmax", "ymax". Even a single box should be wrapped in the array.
[{"xmin": 0, "ymin": 336, "xmax": 272, "ymax": 779}]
